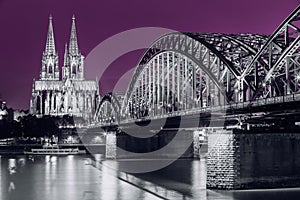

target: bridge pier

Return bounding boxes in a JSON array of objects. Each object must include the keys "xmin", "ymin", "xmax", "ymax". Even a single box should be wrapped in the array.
[
  {"xmin": 105, "ymin": 129, "xmax": 195, "ymax": 159},
  {"xmin": 103, "ymin": 123, "xmax": 300, "ymax": 190},
  {"xmin": 104, "ymin": 126, "xmax": 209, "ymax": 160},
  {"xmin": 207, "ymin": 128, "xmax": 300, "ymax": 189},
  {"xmin": 206, "ymin": 129, "xmax": 239, "ymax": 189}
]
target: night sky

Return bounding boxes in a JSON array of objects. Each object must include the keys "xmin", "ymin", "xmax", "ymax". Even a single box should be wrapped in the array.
[{"xmin": 0, "ymin": 0, "xmax": 299, "ymax": 110}]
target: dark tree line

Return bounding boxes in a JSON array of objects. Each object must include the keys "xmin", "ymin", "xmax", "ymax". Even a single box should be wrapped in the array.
[{"xmin": 0, "ymin": 114, "xmax": 78, "ymax": 140}]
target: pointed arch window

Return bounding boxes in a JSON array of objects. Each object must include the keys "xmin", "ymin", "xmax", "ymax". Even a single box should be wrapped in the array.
[
  {"xmin": 49, "ymin": 64, "xmax": 53, "ymax": 73},
  {"xmin": 72, "ymin": 64, "xmax": 76, "ymax": 74},
  {"xmin": 53, "ymin": 95, "xmax": 57, "ymax": 110},
  {"xmin": 36, "ymin": 96, "xmax": 41, "ymax": 114}
]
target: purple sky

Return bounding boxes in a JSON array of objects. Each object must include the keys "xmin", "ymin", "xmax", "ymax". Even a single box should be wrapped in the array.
[{"xmin": 0, "ymin": 0, "xmax": 299, "ymax": 110}]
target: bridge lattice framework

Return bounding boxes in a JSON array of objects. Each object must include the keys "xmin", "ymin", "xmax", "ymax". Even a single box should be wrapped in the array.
[{"xmin": 95, "ymin": 6, "xmax": 300, "ymax": 124}]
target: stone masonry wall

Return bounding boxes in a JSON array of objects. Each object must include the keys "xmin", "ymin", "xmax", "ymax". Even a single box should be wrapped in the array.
[
  {"xmin": 207, "ymin": 129, "xmax": 300, "ymax": 190},
  {"xmin": 237, "ymin": 132, "xmax": 300, "ymax": 189},
  {"xmin": 207, "ymin": 129, "xmax": 239, "ymax": 189}
]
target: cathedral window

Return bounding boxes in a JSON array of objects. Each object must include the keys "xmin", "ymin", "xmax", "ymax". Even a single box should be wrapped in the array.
[
  {"xmin": 36, "ymin": 96, "xmax": 41, "ymax": 114},
  {"xmin": 53, "ymin": 96, "xmax": 56, "ymax": 110},
  {"xmin": 49, "ymin": 64, "xmax": 53, "ymax": 73},
  {"xmin": 72, "ymin": 65, "xmax": 76, "ymax": 74}
]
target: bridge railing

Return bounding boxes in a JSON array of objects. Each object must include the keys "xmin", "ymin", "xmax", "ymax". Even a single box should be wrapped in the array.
[
  {"xmin": 95, "ymin": 93, "xmax": 300, "ymax": 126},
  {"xmin": 229, "ymin": 93, "xmax": 300, "ymax": 110},
  {"xmin": 119, "ymin": 93, "xmax": 299, "ymax": 123}
]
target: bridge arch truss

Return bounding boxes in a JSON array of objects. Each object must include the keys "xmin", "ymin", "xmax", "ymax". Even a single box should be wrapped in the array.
[
  {"xmin": 242, "ymin": 5, "xmax": 300, "ymax": 99},
  {"xmin": 95, "ymin": 5, "xmax": 300, "ymax": 123},
  {"xmin": 94, "ymin": 93, "xmax": 121, "ymax": 124},
  {"xmin": 120, "ymin": 32, "xmax": 267, "ymax": 119}
]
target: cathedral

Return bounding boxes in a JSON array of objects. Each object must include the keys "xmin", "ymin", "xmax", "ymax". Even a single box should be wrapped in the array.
[{"xmin": 30, "ymin": 15, "xmax": 100, "ymax": 122}]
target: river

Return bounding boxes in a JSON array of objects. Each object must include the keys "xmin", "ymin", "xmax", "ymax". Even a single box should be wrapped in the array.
[{"xmin": 1, "ymin": 155, "xmax": 300, "ymax": 200}]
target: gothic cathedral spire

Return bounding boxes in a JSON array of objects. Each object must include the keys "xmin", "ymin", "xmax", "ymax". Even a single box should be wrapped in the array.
[
  {"xmin": 69, "ymin": 15, "xmax": 79, "ymax": 55},
  {"xmin": 63, "ymin": 43, "xmax": 69, "ymax": 66},
  {"xmin": 63, "ymin": 14, "xmax": 84, "ymax": 80},
  {"xmin": 62, "ymin": 43, "xmax": 70, "ymax": 80},
  {"xmin": 40, "ymin": 15, "xmax": 59, "ymax": 80},
  {"xmin": 45, "ymin": 15, "xmax": 56, "ymax": 55}
]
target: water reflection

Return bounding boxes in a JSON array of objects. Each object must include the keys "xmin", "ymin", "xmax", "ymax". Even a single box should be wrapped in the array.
[
  {"xmin": 8, "ymin": 158, "xmax": 16, "ymax": 194},
  {"xmin": 45, "ymin": 155, "xmax": 58, "ymax": 199},
  {"xmin": 97, "ymin": 157, "xmax": 300, "ymax": 200},
  {"xmin": 1, "ymin": 155, "xmax": 300, "ymax": 200},
  {"xmin": 100, "ymin": 159, "xmax": 118, "ymax": 200}
]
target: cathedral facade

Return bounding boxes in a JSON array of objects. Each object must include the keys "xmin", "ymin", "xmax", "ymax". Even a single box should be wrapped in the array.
[{"xmin": 30, "ymin": 16, "xmax": 99, "ymax": 122}]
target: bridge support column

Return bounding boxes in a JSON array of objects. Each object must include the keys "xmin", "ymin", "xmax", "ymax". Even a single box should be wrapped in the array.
[{"xmin": 207, "ymin": 129, "xmax": 239, "ymax": 189}]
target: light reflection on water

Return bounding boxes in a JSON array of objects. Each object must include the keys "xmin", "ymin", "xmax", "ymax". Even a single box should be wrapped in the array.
[
  {"xmin": 1, "ymin": 155, "xmax": 300, "ymax": 200},
  {"xmin": 0, "ymin": 155, "xmax": 161, "ymax": 200}
]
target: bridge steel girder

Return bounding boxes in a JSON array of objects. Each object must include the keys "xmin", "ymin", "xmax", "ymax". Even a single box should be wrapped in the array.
[
  {"xmin": 241, "ymin": 5, "xmax": 300, "ymax": 100},
  {"xmin": 94, "ymin": 93, "xmax": 121, "ymax": 124},
  {"xmin": 186, "ymin": 33, "xmax": 268, "ymax": 101},
  {"xmin": 120, "ymin": 32, "xmax": 267, "ymax": 120}
]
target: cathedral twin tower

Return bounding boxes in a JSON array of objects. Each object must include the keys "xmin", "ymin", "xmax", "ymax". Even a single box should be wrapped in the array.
[
  {"xmin": 41, "ymin": 15, "xmax": 84, "ymax": 81},
  {"xmin": 30, "ymin": 15, "xmax": 99, "ymax": 122}
]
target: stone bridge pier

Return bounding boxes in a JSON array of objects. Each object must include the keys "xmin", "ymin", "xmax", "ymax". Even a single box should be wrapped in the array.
[
  {"xmin": 206, "ymin": 128, "xmax": 300, "ymax": 189},
  {"xmin": 105, "ymin": 128, "xmax": 195, "ymax": 159},
  {"xmin": 103, "ymin": 125, "xmax": 300, "ymax": 190}
]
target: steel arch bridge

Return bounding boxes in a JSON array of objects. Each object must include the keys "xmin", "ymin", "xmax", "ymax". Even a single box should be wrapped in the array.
[{"xmin": 95, "ymin": 5, "xmax": 300, "ymax": 124}]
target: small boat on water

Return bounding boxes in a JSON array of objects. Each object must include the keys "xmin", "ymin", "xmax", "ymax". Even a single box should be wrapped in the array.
[{"xmin": 24, "ymin": 144, "xmax": 86, "ymax": 155}]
